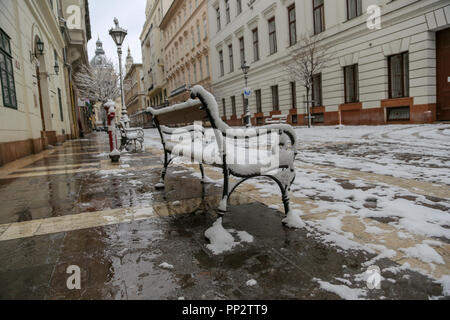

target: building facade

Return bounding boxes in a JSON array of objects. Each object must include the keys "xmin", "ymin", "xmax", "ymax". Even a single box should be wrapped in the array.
[
  {"xmin": 140, "ymin": 0, "xmax": 173, "ymax": 109},
  {"xmin": 160, "ymin": 0, "xmax": 212, "ymax": 104},
  {"xmin": 208, "ymin": 0, "xmax": 450, "ymax": 126},
  {"xmin": 0, "ymin": 0, "xmax": 91, "ymax": 166},
  {"xmin": 124, "ymin": 49, "xmax": 145, "ymax": 118}
]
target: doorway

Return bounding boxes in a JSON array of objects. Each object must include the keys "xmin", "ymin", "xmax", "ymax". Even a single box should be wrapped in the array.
[{"xmin": 437, "ymin": 28, "xmax": 450, "ymax": 120}]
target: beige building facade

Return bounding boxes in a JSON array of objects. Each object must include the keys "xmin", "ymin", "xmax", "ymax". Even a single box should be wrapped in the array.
[
  {"xmin": 140, "ymin": 0, "xmax": 173, "ymax": 109},
  {"xmin": 160, "ymin": 0, "xmax": 212, "ymax": 104},
  {"xmin": 124, "ymin": 49, "xmax": 146, "ymax": 118},
  {"xmin": 0, "ymin": 0, "xmax": 91, "ymax": 166},
  {"xmin": 209, "ymin": 0, "xmax": 450, "ymax": 126}
]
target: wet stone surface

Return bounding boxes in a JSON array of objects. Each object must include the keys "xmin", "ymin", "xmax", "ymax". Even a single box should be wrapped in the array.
[
  {"xmin": 0, "ymin": 203, "xmax": 444, "ymax": 300},
  {"xmin": 0, "ymin": 132, "xmax": 447, "ymax": 299}
]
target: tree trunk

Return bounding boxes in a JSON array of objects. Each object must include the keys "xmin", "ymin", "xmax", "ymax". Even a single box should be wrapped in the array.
[{"xmin": 306, "ymin": 87, "xmax": 311, "ymax": 128}]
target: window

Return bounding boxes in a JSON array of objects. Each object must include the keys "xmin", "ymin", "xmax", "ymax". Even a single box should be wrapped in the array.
[
  {"xmin": 290, "ymin": 81, "xmax": 297, "ymax": 109},
  {"xmin": 268, "ymin": 18, "xmax": 277, "ymax": 55},
  {"xmin": 191, "ymin": 30, "xmax": 195, "ymax": 49},
  {"xmin": 236, "ymin": 0, "xmax": 242, "ymax": 15},
  {"xmin": 288, "ymin": 5, "xmax": 297, "ymax": 46},
  {"xmin": 344, "ymin": 64, "xmax": 359, "ymax": 103},
  {"xmin": 271, "ymin": 85, "xmax": 279, "ymax": 111},
  {"xmin": 231, "ymin": 96, "xmax": 236, "ymax": 115},
  {"xmin": 312, "ymin": 113, "xmax": 324, "ymax": 124},
  {"xmin": 197, "ymin": 24, "xmax": 201, "ymax": 44},
  {"xmin": 205, "ymin": 55, "xmax": 210, "ymax": 75},
  {"xmin": 228, "ymin": 44, "xmax": 234, "ymax": 72},
  {"xmin": 389, "ymin": 52, "xmax": 409, "ymax": 99},
  {"xmin": 225, "ymin": 0, "xmax": 231, "ymax": 24},
  {"xmin": 347, "ymin": 0, "xmax": 362, "ymax": 20},
  {"xmin": 193, "ymin": 62, "xmax": 197, "ymax": 83},
  {"xmin": 203, "ymin": 17, "xmax": 208, "ymax": 39},
  {"xmin": 199, "ymin": 59, "xmax": 203, "ymax": 80},
  {"xmin": 256, "ymin": 89, "xmax": 262, "ymax": 113},
  {"xmin": 222, "ymin": 98, "xmax": 227, "ymax": 117},
  {"xmin": 312, "ymin": 73, "xmax": 322, "ymax": 107},
  {"xmin": 219, "ymin": 50, "xmax": 224, "ymax": 76},
  {"xmin": 387, "ymin": 106, "xmax": 410, "ymax": 121},
  {"xmin": 252, "ymin": 28, "xmax": 259, "ymax": 62},
  {"xmin": 58, "ymin": 88, "xmax": 63, "ymax": 121},
  {"xmin": 313, "ymin": 0, "xmax": 325, "ymax": 34},
  {"xmin": 216, "ymin": 7, "xmax": 221, "ymax": 31},
  {"xmin": 0, "ymin": 29, "xmax": 17, "ymax": 109},
  {"xmin": 239, "ymin": 37, "xmax": 245, "ymax": 67}
]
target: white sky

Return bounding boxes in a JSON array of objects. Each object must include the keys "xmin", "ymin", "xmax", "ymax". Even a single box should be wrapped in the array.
[{"xmin": 87, "ymin": 0, "xmax": 147, "ymax": 64}]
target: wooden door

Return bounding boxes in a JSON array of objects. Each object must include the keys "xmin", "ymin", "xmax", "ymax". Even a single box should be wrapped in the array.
[{"xmin": 437, "ymin": 28, "xmax": 450, "ymax": 120}]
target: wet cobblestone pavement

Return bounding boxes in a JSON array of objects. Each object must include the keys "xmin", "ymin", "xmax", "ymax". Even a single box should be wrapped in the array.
[{"xmin": 0, "ymin": 132, "xmax": 447, "ymax": 299}]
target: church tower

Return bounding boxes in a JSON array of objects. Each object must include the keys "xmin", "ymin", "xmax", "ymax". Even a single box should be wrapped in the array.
[{"xmin": 125, "ymin": 47, "xmax": 134, "ymax": 74}]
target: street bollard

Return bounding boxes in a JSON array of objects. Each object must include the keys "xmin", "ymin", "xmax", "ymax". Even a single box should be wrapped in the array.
[{"xmin": 104, "ymin": 100, "xmax": 120, "ymax": 163}]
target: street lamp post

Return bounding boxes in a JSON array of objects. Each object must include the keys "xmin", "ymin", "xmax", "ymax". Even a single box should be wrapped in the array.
[
  {"xmin": 109, "ymin": 18, "xmax": 129, "ymax": 128},
  {"xmin": 241, "ymin": 60, "xmax": 251, "ymax": 128}
]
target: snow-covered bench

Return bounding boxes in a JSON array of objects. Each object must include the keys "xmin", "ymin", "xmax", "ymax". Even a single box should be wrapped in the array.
[
  {"xmin": 146, "ymin": 85, "xmax": 298, "ymax": 224},
  {"xmin": 117, "ymin": 122, "xmax": 144, "ymax": 152},
  {"xmin": 265, "ymin": 114, "xmax": 288, "ymax": 124}
]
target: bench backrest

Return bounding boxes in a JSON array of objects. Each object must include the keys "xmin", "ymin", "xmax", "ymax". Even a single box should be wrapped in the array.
[
  {"xmin": 155, "ymin": 104, "xmax": 208, "ymax": 126},
  {"xmin": 265, "ymin": 115, "xmax": 288, "ymax": 124}
]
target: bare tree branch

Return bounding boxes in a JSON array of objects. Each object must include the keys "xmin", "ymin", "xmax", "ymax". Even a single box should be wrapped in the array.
[
  {"xmin": 74, "ymin": 59, "xmax": 121, "ymax": 104},
  {"xmin": 283, "ymin": 33, "xmax": 332, "ymax": 92}
]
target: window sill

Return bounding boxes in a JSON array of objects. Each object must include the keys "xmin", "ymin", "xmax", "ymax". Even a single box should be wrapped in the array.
[{"xmin": 339, "ymin": 102, "xmax": 362, "ymax": 111}]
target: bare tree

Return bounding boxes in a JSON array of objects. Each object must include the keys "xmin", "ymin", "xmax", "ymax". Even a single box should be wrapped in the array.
[
  {"xmin": 284, "ymin": 34, "xmax": 332, "ymax": 128},
  {"xmin": 74, "ymin": 59, "xmax": 121, "ymax": 104}
]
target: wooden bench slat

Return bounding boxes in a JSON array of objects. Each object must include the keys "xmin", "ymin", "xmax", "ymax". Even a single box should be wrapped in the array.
[{"xmin": 156, "ymin": 105, "xmax": 208, "ymax": 126}]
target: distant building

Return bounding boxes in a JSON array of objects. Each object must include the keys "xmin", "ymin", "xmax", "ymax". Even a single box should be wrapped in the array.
[
  {"xmin": 124, "ymin": 49, "xmax": 146, "ymax": 118},
  {"xmin": 209, "ymin": 0, "xmax": 450, "ymax": 126},
  {"xmin": 90, "ymin": 37, "xmax": 108, "ymax": 67},
  {"xmin": 140, "ymin": 0, "xmax": 173, "ymax": 109},
  {"xmin": 0, "ymin": 0, "xmax": 91, "ymax": 166},
  {"xmin": 160, "ymin": 0, "xmax": 212, "ymax": 104}
]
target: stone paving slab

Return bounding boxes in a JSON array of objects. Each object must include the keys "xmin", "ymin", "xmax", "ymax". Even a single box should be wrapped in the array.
[
  {"xmin": 0, "ymin": 132, "xmax": 448, "ymax": 299},
  {"xmin": 0, "ymin": 203, "xmax": 444, "ymax": 300}
]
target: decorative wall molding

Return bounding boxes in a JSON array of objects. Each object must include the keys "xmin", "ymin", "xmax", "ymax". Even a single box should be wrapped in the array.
[
  {"xmin": 339, "ymin": 52, "xmax": 360, "ymax": 67},
  {"xmin": 234, "ymin": 26, "xmax": 245, "ymax": 38},
  {"xmin": 246, "ymin": 15, "xmax": 259, "ymax": 30},
  {"xmin": 262, "ymin": 2, "xmax": 277, "ymax": 19},
  {"xmin": 425, "ymin": 5, "xmax": 450, "ymax": 31},
  {"xmin": 382, "ymin": 37, "xmax": 411, "ymax": 56}
]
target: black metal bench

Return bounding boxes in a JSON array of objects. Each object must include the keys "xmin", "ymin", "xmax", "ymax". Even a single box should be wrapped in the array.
[
  {"xmin": 117, "ymin": 122, "xmax": 144, "ymax": 152},
  {"xmin": 147, "ymin": 86, "xmax": 298, "ymax": 222}
]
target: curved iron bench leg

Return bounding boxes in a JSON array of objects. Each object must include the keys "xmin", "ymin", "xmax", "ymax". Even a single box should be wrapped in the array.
[
  {"xmin": 155, "ymin": 150, "xmax": 169, "ymax": 189},
  {"xmin": 217, "ymin": 166, "xmax": 229, "ymax": 217},
  {"xmin": 199, "ymin": 164, "xmax": 206, "ymax": 184}
]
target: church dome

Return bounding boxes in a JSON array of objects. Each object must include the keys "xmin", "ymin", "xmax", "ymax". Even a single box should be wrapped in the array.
[{"xmin": 90, "ymin": 37, "xmax": 108, "ymax": 66}]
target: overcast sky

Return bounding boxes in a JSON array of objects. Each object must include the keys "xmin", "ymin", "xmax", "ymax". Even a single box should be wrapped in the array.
[{"xmin": 87, "ymin": 0, "xmax": 147, "ymax": 64}]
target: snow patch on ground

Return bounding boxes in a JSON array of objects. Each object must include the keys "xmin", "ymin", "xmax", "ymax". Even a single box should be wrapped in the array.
[
  {"xmin": 282, "ymin": 210, "xmax": 306, "ymax": 229},
  {"xmin": 400, "ymin": 244, "xmax": 445, "ymax": 265},
  {"xmin": 314, "ymin": 279, "xmax": 367, "ymax": 300},
  {"xmin": 159, "ymin": 262, "xmax": 174, "ymax": 270},
  {"xmin": 205, "ymin": 218, "xmax": 255, "ymax": 255},
  {"xmin": 246, "ymin": 279, "xmax": 258, "ymax": 287},
  {"xmin": 205, "ymin": 218, "xmax": 240, "ymax": 254}
]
